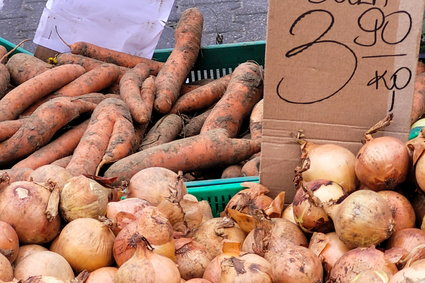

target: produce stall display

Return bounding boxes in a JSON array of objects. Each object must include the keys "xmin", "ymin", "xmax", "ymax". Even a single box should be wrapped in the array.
[{"xmin": 1, "ymin": 5, "xmax": 425, "ymax": 283}]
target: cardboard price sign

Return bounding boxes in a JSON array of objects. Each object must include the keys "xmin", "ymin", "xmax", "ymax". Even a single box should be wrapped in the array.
[{"xmin": 261, "ymin": 0, "xmax": 424, "ymax": 199}]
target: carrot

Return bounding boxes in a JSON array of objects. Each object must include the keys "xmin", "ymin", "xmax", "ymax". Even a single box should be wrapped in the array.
[
  {"xmin": 0, "ymin": 96, "xmax": 97, "ymax": 166},
  {"xmin": 140, "ymin": 114, "xmax": 183, "ymax": 150},
  {"xmin": 51, "ymin": 155, "xmax": 73, "ymax": 168},
  {"xmin": 0, "ymin": 119, "xmax": 25, "ymax": 142},
  {"xmin": 180, "ymin": 108, "xmax": 212, "ymax": 137},
  {"xmin": 6, "ymin": 53, "xmax": 53, "ymax": 85},
  {"xmin": 66, "ymin": 41, "xmax": 163, "ymax": 75},
  {"xmin": 170, "ymin": 75, "xmax": 231, "ymax": 114},
  {"xmin": 66, "ymin": 98, "xmax": 134, "ymax": 176},
  {"xmin": 119, "ymin": 63, "xmax": 151, "ymax": 124},
  {"xmin": 0, "ymin": 46, "xmax": 6, "ymax": 63},
  {"xmin": 138, "ymin": 75, "xmax": 156, "ymax": 123},
  {"xmin": 221, "ymin": 164, "xmax": 243, "ymax": 179},
  {"xmin": 250, "ymin": 99, "xmax": 263, "ymax": 140},
  {"xmin": 132, "ymin": 123, "xmax": 148, "ymax": 152},
  {"xmin": 12, "ymin": 119, "xmax": 89, "ymax": 170},
  {"xmin": 0, "ymin": 64, "xmax": 10, "ymax": 98},
  {"xmin": 411, "ymin": 90, "xmax": 425, "ymax": 124},
  {"xmin": 201, "ymin": 62, "xmax": 263, "ymax": 137},
  {"xmin": 104, "ymin": 128, "xmax": 261, "ymax": 184},
  {"xmin": 418, "ymin": 61, "xmax": 425, "ymax": 75},
  {"xmin": 154, "ymin": 8, "xmax": 204, "ymax": 114},
  {"xmin": 241, "ymin": 154, "xmax": 261, "ymax": 176},
  {"xmin": 180, "ymin": 84, "xmax": 201, "ymax": 94},
  {"xmin": 0, "ymin": 64, "xmax": 86, "ymax": 121}
]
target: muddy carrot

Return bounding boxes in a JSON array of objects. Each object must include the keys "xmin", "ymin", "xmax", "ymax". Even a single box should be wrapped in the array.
[
  {"xmin": 0, "ymin": 119, "xmax": 25, "ymax": 142},
  {"xmin": 137, "ymin": 75, "xmax": 156, "ymax": 124},
  {"xmin": 241, "ymin": 154, "xmax": 261, "ymax": 176},
  {"xmin": 221, "ymin": 164, "xmax": 243, "ymax": 179},
  {"xmin": 0, "ymin": 64, "xmax": 10, "ymax": 98},
  {"xmin": 140, "ymin": 114, "xmax": 183, "ymax": 150},
  {"xmin": 51, "ymin": 156, "xmax": 73, "ymax": 168},
  {"xmin": 154, "ymin": 8, "xmax": 204, "ymax": 114},
  {"xmin": 170, "ymin": 75, "xmax": 231, "ymax": 114},
  {"xmin": 180, "ymin": 108, "xmax": 212, "ymax": 137},
  {"xmin": 6, "ymin": 53, "xmax": 53, "ymax": 85},
  {"xmin": 201, "ymin": 62, "xmax": 263, "ymax": 137},
  {"xmin": 0, "ymin": 46, "xmax": 7, "ymax": 63},
  {"xmin": 250, "ymin": 99, "xmax": 263, "ymax": 140}
]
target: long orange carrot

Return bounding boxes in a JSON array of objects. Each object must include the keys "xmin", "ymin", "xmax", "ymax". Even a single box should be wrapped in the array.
[
  {"xmin": 140, "ymin": 114, "xmax": 183, "ymax": 150},
  {"xmin": 250, "ymin": 99, "xmax": 263, "ymax": 140},
  {"xmin": 170, "ymin": 75, "xmax": 231, "ymax": 114},
  {"xmin": 201, "ymin": 62, "xmax": 263, "ymax": 137},
  {"xmin": 51, "ymin": 156, "xmax": 73, "ymax": 168},
  {"xmin": 154, "ymin": 8, "xmax": 204, "ymax": 114},
  {"xmin": 0, "ymin": 64, "xmax": 10, "ymax": 98},
  {"xmin": 6, "ymin": 53, "xmax": 53, "ymax": 85},
  {"xmin": 0, "ymin": 64, "xmax": 86, "ymax": 121},
  {"xmin": 12, "ymin": 119, "xmax": 89, "ymax": 170},
  {"xmin": 0, "ymin": 119, "xmax": 25, "ymax": 142},
  {"xmin": 180, "ymin": 108, "xmax": 212, "ymax": 137},
  {"xmin": 104, "ymin": 128, "xmax": 261, "ymax": 184}
]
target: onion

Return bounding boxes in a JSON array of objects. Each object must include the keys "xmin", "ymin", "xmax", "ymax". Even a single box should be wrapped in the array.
[
  {"xmin": 0, "ymin": 253, "xmax": 13, "ymax": 281},
  {"xmin": 0, "ymin": 181, "xmax": 61, "ymax": 244},
  {"xmin": 0, "ymin": 221, "xmax": 19, "ymax": 263},
  {"xmin": 281, "ymin": 204, "xmax": 297, "ymax": 224},
  {"xmin": 242, "ymin": 218, "xmax": 307, "ymax": 256},
  {"xmin": 20, "ymin": 276, "xmax": 65, "ymax": 283},
  {"xmin": 192, "ymin": 217, "xmax": 246, "ymax": 260},
  {"xmin": 60, "ymin": 175, "xmax": 111, "ymax": 222},
  {"xmin": 29, "ymin": 165, "xmax": 73, "ymax": 189},
  {"xmin": 186, "ymin": 280, "xmax": 212, "ymax": 283},
  {"xmin": 113, "ymin": 206, "xmax": 175, "ymax": 266},
  {"xmin": 203, "ymin": 242, "xmax": 272, "ymax": 283},
  {"xmin": 387, "ymin": 228, "xmax": 425, "ymax": 255},
  {"xmin": 264, "ymin": 244, "xmax": 323, "ymax": 283},
  {"xmin": 14, "ymin": 244, "xmax": 48, "ymax": 266},
  {"xmin": 299, "ymin": 140, "xmax": 357, "ymax": 193},
  {"xmin": 14, "ymin": 251, "xmax": 74, "ymax": 281},
  {"xmin": 351, "ymin": 270, "xmax": 390, "ymax": 283},
  {"xmin": 378, "ymin": 191, "xmax": 415, "ymax": 232},
  {"xmin": 389, "ymin": 259, "xmax": 425, "ymax": 283},
  {"xmin": 309, "ymin": 232, "xmax": 349, "ymax": 273},
  {"xmin": 115, "ymin": 234, "xmax": 180, "ymax": 283},
  {"xmin": 179, "ymin": 194, "xmax": 213, "ymax": 236},
  {"xmin": 50, "ymin": 218, "xmax": 115, "ymax": 272},
  {"xmin": 333, "ymin": 189, "xmax": 394, "ymax": 248},
  {"xmin": 329, "ymin": 246, "xmax": 398, "ymax": 282},
  {"xmin": 411, "ymin": 190, "xmax": 425, "ymax": 227},
  {"xmin": 86, "ymin": 267, "xmax": 118, "ymax": 283},
  {"xmin": 175, "ymin": 238, "xmax": 212, "ymax": 280},
  {"xmin": 106, "ymin": 198, "xmax": 152, "ymax": 235},
  {"xmin": 292, "ymin": 179, "xmax": 345, "ymax": 233}
]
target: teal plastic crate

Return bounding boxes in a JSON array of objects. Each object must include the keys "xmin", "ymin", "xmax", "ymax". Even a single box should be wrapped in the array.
[{"xmin": 0, "ymin": 37, "xmax": 33, "ymax": 57}]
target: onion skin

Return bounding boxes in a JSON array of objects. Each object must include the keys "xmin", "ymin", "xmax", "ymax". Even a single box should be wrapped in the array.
[
  {"xmin": 185, "ymin": 280, "xmax": 212, "ymax": 283},
  {"xmin": 389, "ymin": 259, "xmax": 425, "ymax": 283},
  {"xmin": 175, "ymin": 238, "xmax": 212, "ymax": 280},
  {"xmin": 29, "ymin": 164, "xmax": 73, "ymax": 189},
  {"xmin": 387, "ymin": 228, "xmax": 425, "ymax": 254},
  {"xmin": 281, "ymin": 204, "xmax": 297, "ymax": 224},
  {"xmin": 86, "ymin": 267, "xmax": 118, "ymax": 283},
  {"xmin": 20, "ymin": 276, "xmax": 66, "ymax": 283},
  {"xmin": 14, "ymin": 244, "xmax": 48, "ymax": 266},
  {"xmin": 50, "ymin": 218, "xmax": 115, "ymax": 272},
  {"xmin": 0, "ymin": 253, "xmax": 13, "ymax": 281},
  {"xmin": 333, "ymin": 190, "xmax": 394, "ymax": 249},
  {"xmin": 329, "ymin": 246, "xmax": 398, "ymax": 283},
  {"xmin": 378, "ymin": 191, "xmax": 415, "ymax": 232},
  {"xmin": 0, "ymin": 181, "xmax": 61, "ymax": 244},
  {"xmin": 309, "ymin": 232, "xmax": 349, "ymax": 273},
  {"xmin": 355, "ymin": 136, "xmax": 410, "ymax": 191},
  {"xmin": 351, "ymin": 270, "xmax": 390, "ymax": 283},
  {"xmin": 0, "ymin": 221, "xmax": 19, "ymax": 263},
  {"xmin": 14, "ymin": 251, "xmax": 74, "ymax": 281}
]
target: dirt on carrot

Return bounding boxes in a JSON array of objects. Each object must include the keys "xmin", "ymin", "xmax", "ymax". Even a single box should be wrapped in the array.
[
  {"xmin": 0, "ymin": 119, "xmax": 25, "ymax": 142},
  {"xmin": 140, "ymin": 114, "xmax": 183, "ymax": 150},
  {"xmin": 0, "ymin": 64, "xmax": 10, "ymax": 98},
  {"xmin": 180, "ymin": 108, "xmax": 212, "ymax": 137},
  {"xmin": 6, "ymin": 53, "xmax": 53, "ymax": 85},
  {"xmin": 250, "ymin": 99, "xmax": 263, "ymax": 140}
]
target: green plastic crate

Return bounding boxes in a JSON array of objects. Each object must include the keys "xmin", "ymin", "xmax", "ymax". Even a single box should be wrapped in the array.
[{"xmin": 0, "ymin": 37, "xmax": 33, "ymax": 56}]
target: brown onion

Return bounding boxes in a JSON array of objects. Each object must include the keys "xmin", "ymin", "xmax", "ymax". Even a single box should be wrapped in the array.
[
  {"xmin": 389, "ymin": 259, "xmax": 425, "ymax": 283},
  {"xmin": 14, "ymin": 251, "xmax": 74, "ymax": 281},
  {"xmin": 106, "ymin": 198, "xmax": 152, "ymax": 235},
  {"xmin": 60, "ymin": 175, "xmax": 111, "ymax": 222},
  {"xmin": 411, "ymin": 190, "xmax": 425, "ymax": 227},
  {"xmin": 264, "ymin": 244, "xmax": 323, "ymax": 283},
  {"xmin": 113, "ymin": 206, "xmax": 175, "ymax": 266},
  {"xmin": 0, "ymin": 221, "xmax": 19, "ymax": 263},
  {"xmin": 86, "ymin": 267, "xmax": 118, "ymax": 283},
  {"xmin": 0, "ymin": 253, "xmax": 13, "ymax": 281},
  {"xmin": 186, "ymin": 280, "xmax": 212, "ymax": 283},
  {"xmin": 50, "ymin": 218, "xmax": 115, "ymax": 272},
  {"xmin": 180, "ymin": 194, "xmax": 213, "ymax": 235},
  {"xmin": 351, "ymin": 270, "xmax": 390, "ymax": 283},
  {"xmin": 378, "ymin": 191, "xmax": 415, "ymax": 232},
  {"xmin": 29, "ymin": 164, "xmax": 73, "ymax": 189},
  {"xmin": 14, "ymin": 244, "xmax": 48, "ymax": 266},
  {"xmin": 387, "ymin": 228, "xmax": 425, "ymax": 255},
  {"xmin": 192, "ymin": 217, "xmax": 246, "ymax": 260},
  {"xmin": 20, "ymin": 276, "xmax": 65, "ymax": 283},
  {"xmin": 175, "ymin": 238, "xmax": 212, "ymax": 280},
  {"xmin": 355, "ymin": 135, "xmax": 410, "ymax": 191},
  {"xmin": 309, "ymin": 232, "xmax": 349, "ymax": 272},
  {"xmin": 115, "ymin": 234, "xmax": 180, "ymax": 283},
  {"xmin": 333, "ymin": 190, "xmax": 394, "ymax": 248},
  {"xmin": 329, "ymin": 246, "xmax": 397, "ymax": 282},
  {"xmin": 300, "ymin": 141, "xmax": 357, "ymax": 193},
  {"xmin": 293, "ymin": 180, "xmax": 345, "ymax": 233},
  {"xmin": 0, "ymin": 181, "xmax": 61, "ymax": 244},
  {"xmin": 281, "ymin": 204, "xmax": 297, "ymax": 224}
]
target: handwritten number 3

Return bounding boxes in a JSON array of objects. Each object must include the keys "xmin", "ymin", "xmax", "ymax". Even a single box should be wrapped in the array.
[{"xmin": 277, "ymin": 9, "xmax": 358, "ymax": 104}]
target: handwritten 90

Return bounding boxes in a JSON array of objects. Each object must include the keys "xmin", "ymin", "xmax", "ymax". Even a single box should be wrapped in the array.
[{"xmin": 276, "ymin": 0, "xmax": 413, "ymax": 112}]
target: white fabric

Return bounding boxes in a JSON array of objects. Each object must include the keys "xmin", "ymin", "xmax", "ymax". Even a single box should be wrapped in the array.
[{"xmin": 33, "ymin": 0, "xmax": 175, "ymax": 59}]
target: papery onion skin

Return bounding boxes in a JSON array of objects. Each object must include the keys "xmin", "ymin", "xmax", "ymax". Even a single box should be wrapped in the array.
[
  {"xmin": 378, "ymin": 191, "xmax": 415, "ymax": 232},
  {"xmin": 329, "ymin": 246, "xmax": 398, "ymax": 283},
  {"xmin": 185, "ymin": 279, "xmax": 212, "ymax": 283},
  {"xmin": 309, "ymin": 232, "xmax": 349, "ymax": 272},
  {"xmin": 21, "ymin": 276, "xmax": 65, "ymax": 283},
  {"xmin": 0, "ymin": 220, "xmax": 19, "ymax": 263},
  {"xmin": 351, "ymin": 270, "xmax": 390, "ymax": 283},
  {"xmin": 175, "ymin": 238, "xmax": 212, "ymax": 280},
  {"xmin": 387, "ymin": 228, "xmax": 425, "ymax": 253},
  {"xmin": 86, "ymin": 267, "xmax": 118, "ymax": 283},
  {"xmin": 0, "ymin": 253, "xmax": 13, "ymax": 281},
  {"xmin": 333, "ymin": 190, "xmax": 394, "ymax": 249},
  {"xmin": 389, "ymin": 259, "xmax": 425, "ymax": 283},
  {"xmin": 29, "ymin": 164, "xmax": 73, "ymax": 189},
  {"xmin": 50, "ymin": 218, "xmax": 115, "ymax": 272},
  {"xmin": 0, "ymin": 181, "xmax": 61, "ymax": 244},
  {"xmin": 14, "ymin": 244, "xmax": 48, "ymax": 266},
  {"xmin": 14, "ymin": 251, "xmax": 74, "ymax": 281},
  {"xmin": 281, "ymin": 204, "xmax": 297, "ymax": 224},
  {"xmin": 355, "ymin": 136, "xmax": 410, "ymax": 191}
]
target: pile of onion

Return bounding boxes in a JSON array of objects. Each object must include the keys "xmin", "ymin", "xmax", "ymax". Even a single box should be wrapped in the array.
[
  {"xmin": 113, "ymin": 206, "xmax": 175, "ymax": 266},
  {"xmin": 51, "ymin": 218, "xmax": 115, "ymax": 272},
  {"xmin": 14, "ymin": 244, "xmax": 48, "ymax": 266},
  {"xmin": 0, "ymin": 253, "xmax": 13, "ymax": 282},
  {"xmin": 29, "ymin": 164, "xmax": 73, "ymax": 190},
  {"xmin": 60, "ymin": 175, "xmax": 111, "ymax": 222},
  {"xmin": 298, "ymin": 139, "xmax": 358, "ymax": 193},
  {"xmin": 179, "ymin": 194, "xmax": 214, "ymax": 236},
  {"xmin": 281, "ymin": 204, "xmax": 296, "ymax": 224},
  {"xmin": 309, "ymin": 232, "xmax": 349, "ymax": 273},
  {"xmin": 115, "ymin": 234, "xmax": 180, "ymax": 283},
  {"xmin": 390, "ymin": 259, "xmax": 425, "ymax": 283},
  {"xmin": 386, "ymin": 228, "xmax": 425, "ymax": 266},
  {"xmin": 175, "ymin": 238, "xmax": 212, "ymax": 280},
  {"xmin": 86, "ymin": 267, "xmax": 118, "ymax": 283},
  {"xmin": 333, "ymin": 189, "xmax": 394, "ymax": 248},
  {"xmin": 354, "ymin": 114, "xmax": 410, "ymax": 191},
  {"xmin": 0, "ymin": 181, "xmax": 61, "ymax": 244},
  {"xmin": 14, "ymin": 251, "xmax": 74, "ymax": 281},
  {"xmin": 0, "ymin": 220, "xmax": 19, "ymax": 263},
  {"xmin": 329, "ymin": 246, "xmax": 398, "ymax": 282},
  {"xmin": 203, "ymin": 242, "xmax": 272, "ymax": 283},
  {"xmin": 378, "ymin": 190, "xmax": 415, "ymax": 232}
]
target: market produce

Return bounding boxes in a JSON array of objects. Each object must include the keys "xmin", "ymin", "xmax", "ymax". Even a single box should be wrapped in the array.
[
  {"xmin": 221, "ymin": 164, "xmax": 243, "ymax": 178},
  {"xmin": 175, "ymin": 238, "xmax": 212, "ymax": 280},
  {"xmin": 14, "ymin": 245, "xmax": 48, "ymax": 266},
  {"xmin": 0, "ymin": 253, "xmax": 13, "ymax": 281},
  {"xmin": 309, "ymin": 232, "xmax": 349, "ymax": 273},
  {"xmin": 85, "ymin": 267, "xmax": 117, "ymax": 283},
  {"xmin": 0, "ymin": 60, "xmax": 9, "ymax": 97},
  {"xmin": 154, "ymin": 7, "xmax": 204, "ymax": 114},
  {"xmin": 249, "ymin": 99, "xmax": 263, "ymax": 140},
  {"xmin": 0, "ymin": 119, "xmax": 23, "ymax": 141},
  {"xmin": 241, "ymin": 154, "xmax": 260, "ymax": 176},
  {"xmin": 140, "ymin": 114, "xmax": 183, "ymax": 150},
  {"xmin": 55, "ymin": 53, "xmax": 127, "ymax": 74},
  {"xmin": 378, "ymin": 190, "xmax": 416, "ymax": 232},
  {"xmin": 180, "ymin": 109, "xmax": 213, "ymax": 137},
  {"xmin": 5, "ymin": 53, "xmax": 52, "ymax": 85},
  {"xmin": 0, "ymin": 221, "xmax": 19, "ymax": 263},
  {"xmin": 390, "ymin": 259, "xmax": 425, "ymax": 283}
]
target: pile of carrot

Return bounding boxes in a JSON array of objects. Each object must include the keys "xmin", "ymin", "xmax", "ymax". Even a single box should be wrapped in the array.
[{"xmin": 0, "ymin": 7, "xmax": 265, "ymax": 185}]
